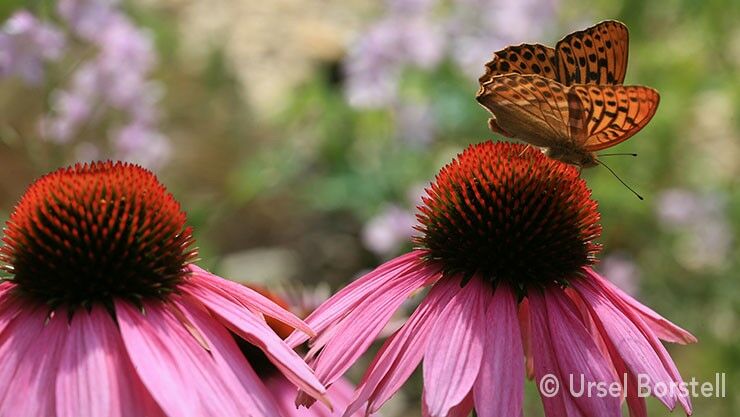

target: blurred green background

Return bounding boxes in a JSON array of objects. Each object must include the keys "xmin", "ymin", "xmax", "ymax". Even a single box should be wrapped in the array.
[{"xmin": 0, "ymin": 0, "xmax": 738, "ymax": 415}]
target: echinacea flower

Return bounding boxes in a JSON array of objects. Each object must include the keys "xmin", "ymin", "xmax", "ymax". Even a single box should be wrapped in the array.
[
  {"xmin": 288, "ymin": 141, "xmax": 695, "ymax": 417},
  {"xmin": 237, "ymin": 286, "xmax": 371, "ymax": 417},
  {"xmin": 0, "ymin": 161, "xmax": 327, "ymax": 417}
]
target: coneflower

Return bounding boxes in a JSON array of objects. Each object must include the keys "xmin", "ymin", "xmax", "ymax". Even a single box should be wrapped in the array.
[
  {"xmin": 288, "ymin": 141, "xmax": 695, "ymax": 417},
  {"xmin": 0, "ymin": 161, "xmax": 327, "ymax": 417}
]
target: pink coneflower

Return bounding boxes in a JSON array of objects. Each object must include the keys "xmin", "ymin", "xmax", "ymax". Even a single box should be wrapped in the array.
[
  {"xmin": 0, "ymin": 161, "xmax": 327, "ymax": 416},
  {"xmin": 238, "ymin": 286, "xmax": 371, "ymax": 417},
  {"xmin": 289, "ymin": 142, "xmax": 695, "ymax": 417}
]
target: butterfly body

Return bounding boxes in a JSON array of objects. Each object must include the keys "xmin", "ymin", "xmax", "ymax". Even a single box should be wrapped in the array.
[{"xmin": 477, "ymin": 21, "xmax": 659, "ymax": 168}]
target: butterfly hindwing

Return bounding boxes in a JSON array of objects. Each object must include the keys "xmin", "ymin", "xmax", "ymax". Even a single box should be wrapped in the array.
[
  {"xmin": 477, "ymin": 74, "xmax": 574, "ymax": 148},
  {"xmin": 555, "ymin": 20, "xmax": 629, "ymax": 85},
  {"xmin": 572, "ymin": 84, "xmax": 660, "ymax": 151}
]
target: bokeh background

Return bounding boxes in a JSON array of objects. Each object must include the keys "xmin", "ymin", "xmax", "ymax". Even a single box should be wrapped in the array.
[{"xmin": 0, "ymin": 0, "xmax": 738, "ymax": 415}]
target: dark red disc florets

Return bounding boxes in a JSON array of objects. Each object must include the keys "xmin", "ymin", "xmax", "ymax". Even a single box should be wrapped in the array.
[
  {"xmin": 0, "ymin": 161, "xmax": 197, "ymax": 308},
  {"xmin": 415, "ymin": 141, "xmax": 601, "ymax": 292}
]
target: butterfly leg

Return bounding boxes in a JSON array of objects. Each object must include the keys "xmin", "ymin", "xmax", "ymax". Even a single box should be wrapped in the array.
[
  {"xmin": 518, "ymin": 144, "xmax": 532, "ymax": 157},
  {"xmin": 488, "ymin": 118, "xmax": 515, "ymax": 138}
]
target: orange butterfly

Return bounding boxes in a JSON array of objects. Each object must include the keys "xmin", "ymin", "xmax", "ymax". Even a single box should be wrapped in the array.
[{"xmin": 476, "ymin": 21, "xmax": 659, "ymax": 168}]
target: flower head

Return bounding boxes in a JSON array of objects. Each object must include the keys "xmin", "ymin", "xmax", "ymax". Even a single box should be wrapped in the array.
[
  {"xmin": 1, "ymin": 162, "xmax": 194, "ymax": 309},
  {"xmin": 416, "ymin": 141, "xmax": 601, "ymax": 290},
  {"xmin": 0, "ymin": 161, "xmax": 326, "ymax": 416},
  {"xmin": 291, "ymin": 141, "xmax": 695, "ymax": 417}
]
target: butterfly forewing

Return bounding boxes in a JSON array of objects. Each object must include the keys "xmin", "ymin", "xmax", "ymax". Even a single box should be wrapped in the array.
[
  {"xmin": 555, "ymin": 20, "xmax": 629, "ymax": 85},
  {"xmin": 478, "ymin": 43, "xmax": 559, "ymax": 85},
  {"xmin": 572, "ymin": 84, "xmax": 660, "ymax": 151},
  {"xmin": 477, "ymin": 74, "xmax": 574, "ymax": 148}
]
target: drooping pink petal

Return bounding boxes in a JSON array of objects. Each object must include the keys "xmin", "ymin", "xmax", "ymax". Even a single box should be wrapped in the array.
[
  {"xmin": 185, "ymin": 264, "xmax": 315, "ymax": 337},
  {"xmin": 0, "ymin": 306, "xmax": 65, "ymax": 416},
  {"xmin": 530, "ymin": 289, "xmax": 622, "ymax": 417},
  {"xmin": 529, "ymin": 293, "xmax": 569, "ymax": 417},
  {"xmin": 565, "ymin": 288, "xmax": 619, "ymax": 382},
  {"xmin": 267, "ymin": 375, "xmax": 362, "ymax": 417},
  {"xmin": 423, "ymin": 276, "xmax": 487, "ymax": 417},
  {"xmin": 344, "ymin": 278, "xmax": 459, "ymax": 417},
  {"xmin": 187, "ymin": 286, "xmax": 329, "ymax": 407},
  {"xmin": 308, "ymin": 259, "xmax": 438, "ymax": 389},
  {"xmin": 518, "ymin": 298, "xmax": 534, "ymax": 380},
  {"xmin": 173, "ymin": 295, "xmax": 286, "ymax": 417},
  {"xmin": 473, "ymin": 284, "xmax": 523, "ymax": 417},
  {"xmin": 565, "ymin": 287, "xmax": 647, "ymax": 417},
  {"xmin": 286, "ymin": 250, "xmax": 435, "ymax": 347},
  {"xmin": 56, "ymin": 306, "xmax": 164, "ymax": 417},
  {"xmin": 422, "ymin": 390, "xmax": 474, "ymax": 417},
  {"xmin": 601, "ymin": 335, "xmax": 648, "ymax": 417},
  {"xmin": 579, "ymin": 271, "xmax": 692, "ymax": 414},
  {"xmin": 0, "ymin": 290, "xmax": 25, "ymax": 335},
  {"xmin": 572, "ymin": 278, "xmax": 678, "ymax": 410},
  {"xmin": 117, "ymin": 299, "xmax": 256, "ymax": 416},
  {"xmin": 590, "ymin": 269, "xmax": 696, "ymax": 344},
  {"xmin": 0, "ymin": 281, "xmax": 13, "ymax": 296}
]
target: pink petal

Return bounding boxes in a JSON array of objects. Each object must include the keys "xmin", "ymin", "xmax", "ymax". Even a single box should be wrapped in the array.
[
  {"xmin": 0, "ymin": 291, "xmax": 25, "ymax": 335},
  {"xmin": 185, "ymin": 264, "xmax": 315, "ymax": 337},
  {"xmin": 187, "ymin": 287, "xmax": 329, "ymax": 407},
  {"xmin": 529, "ymin": 294, "xmax": 569, "ymax": 417},
  {"xmin": 173, "ymin": 295, "xmax": 286, "ymax": 417},
  {"xmin": 344, "ymin": 278, "xmax": 459, "ymax": 417},
  {"xmin": 267, "ymin": 375, "xmax": 362, "ymax": 417},
  {"xmin": 581, "ymin": 270, "xmax": 692, "ymax": 414},
  {"xmin": 0, "ymin": 281, "xmax": 13, "ymax": 296},
  {"xmin": 308, "ymin": 259, "xmax": 437, "ymax": 388},
  {"xmin": 592, "ymin": 269, "xmax": 696, "ymax": 344},
  {"xmin": 117, "ymin": 300, "xmax": 254, "ymax": 416},
  {"xmin": 572, "ymin": 278, "xmax": 678, "ymax": 409},
  {"xmin": 473, "ymin": 284, "xmax": 523, "ymax": 417},
  {"xmin": 286, "ymin": 251, "xmax": 435, "ymax": 347},
  {"xmin": 565, "ymin": 288, "xmax": 647, "ymax": 417},
  {"xmin": 565, "ymin": 288, "xmax": 619, "ymax": 382},
  {"xmin": 0, "ymin": 307, "xmax": 65, "ymax": 416},
  {"xmin": 518, "ymin": 298, "xmax": 534, "ymax": 380},
  {"xmin": 530, "ymin": 289, "xmax": 622, "ymax": 417},
  {"xmin": 602, "ymin": 339, "xmax": 648, "ymax": 417},
  {"xmin": 423, "ymin": 277, "xmax": 487, "ymax": 417},
  {"xmin": 56, "ymin": 306, "xmax": 163, "ymax": 417},
  {"xmin": 422, "ymin": 390, "xmax": 474, "ymax": 417}
]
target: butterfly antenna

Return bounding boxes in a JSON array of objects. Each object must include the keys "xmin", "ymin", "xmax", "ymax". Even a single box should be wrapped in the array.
[
  {"xmin": 597, "ymin": 152, "xmax": 638, "ymax": 157},
  {"xmin": 595, "ymin": 159, "xmax": 644, "ymax": 200}
]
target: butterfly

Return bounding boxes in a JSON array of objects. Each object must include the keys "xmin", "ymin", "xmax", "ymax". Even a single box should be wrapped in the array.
[
  {"xmin": 476, "ymin": 21, "xmax": 659, "ymax": 168},
  {"xmin": 476, "ymin": 73, "xmax": 659, "ymax": 168}
]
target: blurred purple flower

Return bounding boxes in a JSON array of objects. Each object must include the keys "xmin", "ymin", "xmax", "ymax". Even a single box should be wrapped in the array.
[
  {"xmin": 447, "ymin": 0, "xmax": 558, "ymax": 77},
  {"xmin": 656, "ymin": 188, "xmax": 733, "ymax": 270},
  {"xmin": 57, "ymin": 0, "xmax": 120, "ymax": 41},
  {"xmin": 344, "ymin": 16, "xmax": 443, "ymax": 108},
  {"xmin": 362, "ymin": 204, "xmax": 417, "ymax": 256},
  {"xmin": 35, "ymin": 0, "xmax": 170, "ymax": 168},
  {"xmin": 395, "ymin": 102, "xmax": 436, "ymax": 146},
  {"xmin": 0, "ymin": 10, "xmax": 65, "ymax": 85},
  {"xmin": 113, "ymin": 122, "xmax": 171, "ymax": 169},
  {"xmin": 597, "ymin": 252, "xmax": 640, "ymax": 296},
  {"xmin": 343, "ymin": 0, "xmax": 557, "ymax": 150}
]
